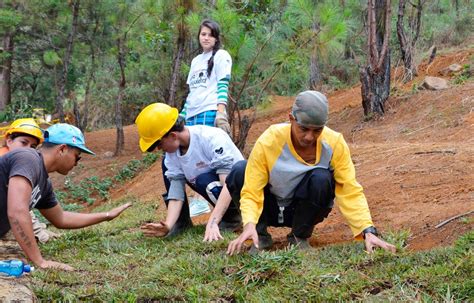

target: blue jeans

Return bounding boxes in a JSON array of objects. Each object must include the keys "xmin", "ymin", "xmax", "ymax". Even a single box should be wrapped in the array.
[{"xmin": 162, "ymin": 159, "xmax": 241, "ymax": 227}]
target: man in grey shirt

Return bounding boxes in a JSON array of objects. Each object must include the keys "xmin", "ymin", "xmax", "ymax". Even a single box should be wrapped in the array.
[{"xmin": 0, "ymin": 123, "xmax": 131, "ymax": 271}]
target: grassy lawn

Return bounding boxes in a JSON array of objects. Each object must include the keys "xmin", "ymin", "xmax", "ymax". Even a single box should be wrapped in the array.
[{"xmin": 32, "ymin": 197, "xmax": 473, "ymax": 301}]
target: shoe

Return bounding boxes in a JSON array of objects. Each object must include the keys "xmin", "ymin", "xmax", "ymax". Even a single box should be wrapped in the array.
[
  {"xmin": 218, "ymin": 220, "xmax": 242, "ymax": 232},
  {"xmin": 287, "ymin": 233, "xmax": 312, "ymax": 250},
  {"xmin": 189, "ymin": 197, "xmax": 211, "ymax": 217},
  {"xmin": 166, "ymin": 219, "xmax": 193, "ymax": 238},
  {"xmin": 249, "ymin": 233, "xmax": 273, "ymax": 254},
  {"xmin": 35, "ymin": 229, "xmax": 61, "ymax": 244},
  {"xmin": 31, "ymin": 211, "xmax": 61, "ymax": 243}
]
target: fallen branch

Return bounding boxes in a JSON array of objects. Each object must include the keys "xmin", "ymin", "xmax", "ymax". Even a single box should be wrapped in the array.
[
  {"xmin": 414, "ymin": 150, "xmax": 456, "ymax": 155},
  {"xmin": 435, "ymin": 210, "xmax": 474, "ymax": 228}
]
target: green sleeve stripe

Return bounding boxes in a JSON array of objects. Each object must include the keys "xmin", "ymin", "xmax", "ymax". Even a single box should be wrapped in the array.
[
  {"xmin": 180, "ymin": 102, "xmax": 188, "ymax": 117},
  {"xmin": 216, "ymin": 78, "xmax": 230, "ymax": 104}
]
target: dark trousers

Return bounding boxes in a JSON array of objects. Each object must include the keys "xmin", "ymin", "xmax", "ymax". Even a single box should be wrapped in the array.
[
  {"xmin": 226, "ymin": 160, "xmax": 335, "ymax": 239},
  {"xmin": 162, "ymin": 158, "xmax": 241, "ymax": 227}
]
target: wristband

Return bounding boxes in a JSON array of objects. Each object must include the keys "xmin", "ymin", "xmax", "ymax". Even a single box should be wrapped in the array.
[{"xmin": 362, "ymin": 226, "xmax": 378, "ymax": 239}]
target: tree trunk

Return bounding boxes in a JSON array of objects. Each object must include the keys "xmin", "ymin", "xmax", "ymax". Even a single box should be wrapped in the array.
[
  {"xmin": 309, "ymin": 51, "xmax": 322, "ymax": 91},
  {"xmin": 454, "ymin": 0, "xmax": 459, "ymax": 18},
  {"xmin": 397, "ymin": 0, "xmax": 423, "ymax": 82},
  {"xmin": 55, "ymin": 0, "xmax": 80, "ymax": 122},
  {"xmin": 360, "ymin": 53, "xmax": 390, "ymax": 116},
  {"xmin": 0, "ymin": 32, "xmax": 13, "ymax": 111},
  {"xmin": 168, "ymin": 34, "xmax": 186, "ymax": 108},
  {"xmin": 360, "ymin": 0, "xmax": 391, "ymax": 117},
  {"xmin": 309, "ymin": 22, "xmax": 322, "ymax": 90},
  {"xmin": 80, "ymin": 44, "xmax": 95, "ymax": 131},
  {"xmin": 78, "ymin": 16, "xmax": 99, "ymax": 131},
  {"xmin": 114, "ymin": 37, "xmax": 125, "ymax": 156},
  {"xmin": 168, "ymin": 1, "xmax": 193, "ymax": 108}
]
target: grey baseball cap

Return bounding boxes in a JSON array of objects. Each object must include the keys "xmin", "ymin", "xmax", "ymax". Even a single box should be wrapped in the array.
[{"xmin": 291, "ymin": 90, "xmax": 329, "ymax": 128}]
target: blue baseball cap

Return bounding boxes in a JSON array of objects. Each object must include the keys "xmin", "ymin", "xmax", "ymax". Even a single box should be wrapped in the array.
[{"xmin": 44, "ymin": 123, "xmax": 95, "ymax": 155}]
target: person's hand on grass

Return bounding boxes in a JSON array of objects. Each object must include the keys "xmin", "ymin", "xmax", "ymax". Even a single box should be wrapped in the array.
[
  {"xmin": 38, "ymin": 259, "xmax": 74, "ymax": 271},
  {"xmin": 203, "ymin": 220, "xmax": 223, "ymax": 242},
  {"xmin": 140, "ymin": 222, "xmax": 169, "ymax": 237},
  {"xmin": 227, "ymin": 223, "xmax": 258, "ymax": 255},
  {"xmin": 364, "ymin": 233, "xmax": 396, "ymax": 253}
]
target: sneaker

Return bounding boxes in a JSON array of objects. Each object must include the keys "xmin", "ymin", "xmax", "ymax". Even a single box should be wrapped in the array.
[
  {"xmin": 249, "ymin": 233, "xmax": 273, "ymax": 254},
  {"xmin": 31, "ymin": 211, "xmax": 61, "ymax": 243},
  {"xmin": 218, "ymin": 220, "xmax": 242, "ymax": 232},
  {"xmin": 189, "ymin": 197, "xmax": 211, "ymax": 217},
  {"xmin": 287, "ymin": 233, "xmax": 312, "ymax": 250},
  {"xmin": 166, "ymin": 219, "xmax": 193, "ymax": 238}
]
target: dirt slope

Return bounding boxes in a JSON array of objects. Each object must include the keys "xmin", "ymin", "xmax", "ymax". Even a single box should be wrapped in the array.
[{"xmin": 52, "ymin": 47, "xmax": 474, "ymax": 251}]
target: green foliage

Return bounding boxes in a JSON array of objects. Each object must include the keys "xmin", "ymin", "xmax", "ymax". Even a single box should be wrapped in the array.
[
  {"xmin": 419, "ymin": 0, "xmax": 474, "ymax": 48},
  {"xmin": 115, "ymin": 159, "xmax": 142, "ymax": 182},
  {"xmin": 230, "ymin": 247, "xmax": 301, "ymax": 286},
  {"xmin": 43, "ymin": 50, "xmax": 62, "ymax": 67},
  {"xmin": 64, "ymin": 177, "xmax": 95, "ymax": 205},
  {"xmin": 2, "ymin": 0, "xmax": 473, "ymax": 126},
  {"xmin": 452, "ymin": 64, "xmax": 472, "ymax": 85},
  {"xmin": 141, "ymin": 151, "xmax": 160, "ymax": 167},
  {"xmin": 0, "ymin": 102, "xmax": 33, "ymax": 122},
  {"xmin": 0, "ymin": 7, "xmax": 22, "ymax": 32}
]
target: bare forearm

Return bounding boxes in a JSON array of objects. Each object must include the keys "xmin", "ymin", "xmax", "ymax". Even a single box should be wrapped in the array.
[
  {"xmin": 41, "ymin": 202, "xmax": 131, "ymax": 229},
  {"xmin": 164, "ymin": 200, "xmax": 183, "ymax": 228},
  {"xmin": 208, "ymin": 176, "xmax": 232, "ymax": 225},
  {"xmin": 7, "ymin": 176, "xmax": 44, "ymax": 265},
  {"xmin": 52, "ymin": 211, "xmax": 109, "ymax": 229},
  {"xmin": 9, "ymin": 214, "xmax": 43, "ymax": 265}
]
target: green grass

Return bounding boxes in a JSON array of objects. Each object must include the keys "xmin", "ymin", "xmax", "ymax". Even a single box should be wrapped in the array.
[{"xmin": 32, "ymin": 197, "xmax": 474, "ymax": 301}]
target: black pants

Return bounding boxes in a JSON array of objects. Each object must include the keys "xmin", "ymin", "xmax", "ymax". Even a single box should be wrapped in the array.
[
  {"xmin": 226, "ymin": 160, "xmax": 335, "ymax": 239},
  {"xmin": 162, "ymin": 158, "xmax": 241, "ymax": 227}
]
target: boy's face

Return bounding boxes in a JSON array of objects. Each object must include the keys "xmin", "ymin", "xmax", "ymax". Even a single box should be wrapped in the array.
[
  {"xmin": 289, "ymin": 113, "xmax": 324, "ymax": 148},
  {"xmin": 56, "ymin": 145, "xmax": 82, "ymax": 175},
  {"xmin": 6, "ymin": 135, "xmax": 40, "ymax": 150},
  {"xmin": 153, "ymin": 132, "xmax": 180, "ymax": 154}
]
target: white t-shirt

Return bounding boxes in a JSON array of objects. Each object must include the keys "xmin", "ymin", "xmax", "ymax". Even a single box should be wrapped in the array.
[
  {"xmin": 164, "ymin": 125, "xmax": 243, "ymax": 201},
  {"xmin": 185, "ymin": 49, "xmax": 232, "ymax": 119}
]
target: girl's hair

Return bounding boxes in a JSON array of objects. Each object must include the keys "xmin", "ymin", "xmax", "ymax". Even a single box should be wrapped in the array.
[{"xmin": 198, "ymin": 19, "xmax": 221, "ymax": 77}]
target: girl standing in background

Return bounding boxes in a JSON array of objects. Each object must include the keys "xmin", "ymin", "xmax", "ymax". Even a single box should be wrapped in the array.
[{"xmin": 180, "ymin": 19, "xmax": 233, "ymax": 216}]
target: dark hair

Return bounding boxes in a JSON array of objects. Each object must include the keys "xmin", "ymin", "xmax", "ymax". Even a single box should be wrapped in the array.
[
  {"xmin": 146, "ymin": 116, "xmax": 185, "ymax": 152},
  {"xmin": 7, "ymin": 133, "xmax": 40, "ymax": 143},
  {"xmin": 40, "ymin": 142, "xmax": 59, "ymax": 149},
  {"xmin": 198, "ymin": 19, "xmax": 221, "ymax": 77}
]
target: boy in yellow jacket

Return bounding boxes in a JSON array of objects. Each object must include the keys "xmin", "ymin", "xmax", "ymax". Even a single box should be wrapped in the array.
[{"xmin": 227, "ymin": 91, "xmax": 396, "ymax": 254}]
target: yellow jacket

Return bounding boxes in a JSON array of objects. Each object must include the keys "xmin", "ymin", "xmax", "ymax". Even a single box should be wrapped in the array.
[{"xmin": 240, "ymin": 123, "xmax": 373, "ymax": 238}]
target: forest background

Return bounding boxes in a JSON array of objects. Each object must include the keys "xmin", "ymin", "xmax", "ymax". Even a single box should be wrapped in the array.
[{"xmin": 1, "ymin": 0, "xmax": 473, "ymax": 152}]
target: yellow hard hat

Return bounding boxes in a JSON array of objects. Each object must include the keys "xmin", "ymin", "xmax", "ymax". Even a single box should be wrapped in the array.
[
  {"xmin": 4, "ymin": 118, "xmax": 44, "ymax": 144},
  {"xmin": 135, "ymin": 103, "xmax": 178, "ymax": 152}
]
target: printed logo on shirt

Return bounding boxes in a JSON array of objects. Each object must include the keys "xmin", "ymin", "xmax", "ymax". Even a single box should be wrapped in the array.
[
  {"xmin": 214, "ymin": 147, "xmax": 223, "ymax": 155},
  {"xmin": 29, "ymin": 185, "xmax": 42, "ymax": 209},
  {"xmin": 189, "ymin": 69, "xmax": 208, "ymax": 89},
  {"xmin": 195, "ymin": 161, "xmax": 208, "ymax": 169}
]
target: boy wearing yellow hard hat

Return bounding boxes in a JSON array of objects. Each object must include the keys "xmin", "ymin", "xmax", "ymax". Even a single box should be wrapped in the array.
[
  {"xmin": 0, "ymin": 118, "xmax": 43, "ymax": 155},
  {"xmin": 136, "ymin": 103, "xmax": 243, "ymax": 241}
]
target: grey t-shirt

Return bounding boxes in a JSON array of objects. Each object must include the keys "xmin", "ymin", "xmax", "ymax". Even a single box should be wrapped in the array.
[{"xmin": 0, "ymin": 148, "xmax": 57, "ymax": 237}]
